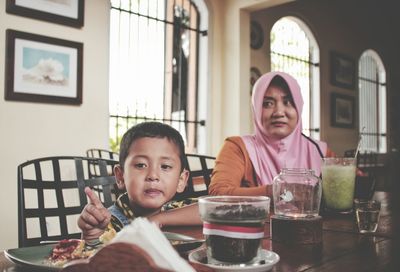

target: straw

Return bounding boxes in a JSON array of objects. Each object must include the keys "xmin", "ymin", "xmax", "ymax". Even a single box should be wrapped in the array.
[{"xmin": 354, "ymin": 127, "xmax": 365, "ymax": 159}]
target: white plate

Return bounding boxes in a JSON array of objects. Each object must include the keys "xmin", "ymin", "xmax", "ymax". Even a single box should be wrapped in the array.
[
  {"xmin": 188, "ymin": 248, "xmax": 279, "ymax": 272},
  {"xmin": 163, "ymin": 231, "xmax": 197, "ymax": 241},
  {"xmin": 163, "ymin": 232, "xmax": 204, "ymax": 253}
]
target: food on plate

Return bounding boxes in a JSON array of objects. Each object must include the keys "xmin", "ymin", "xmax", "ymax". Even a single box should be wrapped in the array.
[
  {"xmin": 48, "ymin": 239, "xmax": 95, "ymax": 266},
  {"xmin": 99, "ymin": 228, "xmax": 117, "ymax": 244}
]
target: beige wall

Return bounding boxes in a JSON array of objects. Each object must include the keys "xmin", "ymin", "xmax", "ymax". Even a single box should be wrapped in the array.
[{"xmin": 0, "ymin": 0, "xmax": 110, "ymax": 249}]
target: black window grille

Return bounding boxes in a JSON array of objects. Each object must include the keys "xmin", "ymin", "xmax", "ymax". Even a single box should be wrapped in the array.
[
  {"xmin": 270, "ymin": 17, "xmax": 320, "ymax": 139},
  {"xmin": 358, "ymin": 50, "xmax": 387, "ymax": 153},
  {"xmin": 109, "ymin": 0, "xmax": 207, "ymax": 152}
]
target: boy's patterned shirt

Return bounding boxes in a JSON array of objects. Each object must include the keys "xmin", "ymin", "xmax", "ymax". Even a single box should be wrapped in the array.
[{"xmin": 109, "ymin": 192, "xmax": 198, "ymax": 232}]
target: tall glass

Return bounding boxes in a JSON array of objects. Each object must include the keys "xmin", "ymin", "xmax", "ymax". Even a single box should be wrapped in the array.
[{"xmin": 321, "ymin": 158, "xmax": 356, "ymax": 213}]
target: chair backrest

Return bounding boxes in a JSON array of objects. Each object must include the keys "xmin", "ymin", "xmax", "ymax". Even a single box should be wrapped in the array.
[
  {"xmin": 358, "ymin": 151, "xmax": 378, "ymax": 168},
  {"xmin": 344, "ymin": 149, "xmax": 356, "ymax": 158},
  {"xmin": 173, "ymin": 153, "xmax": 215, "ymax": 201},
  {"xmin": 86, "ymin": 148, "xmax": 119, "ymax": 161},
  {"xmin": 18, "ymin": 156, "xmax": 118, "ymax": 247},
  {"xmin": 355, "ymin": 175, "xmax": 376, "ymax": 200}
]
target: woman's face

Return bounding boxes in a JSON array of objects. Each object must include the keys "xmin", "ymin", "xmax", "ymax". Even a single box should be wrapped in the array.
[{"xmin": 261, "ymin": 84, "xmax": 298, "ymax": 139}]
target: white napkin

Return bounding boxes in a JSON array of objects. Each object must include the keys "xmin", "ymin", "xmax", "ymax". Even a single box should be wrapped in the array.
[{"xmin": 110, "ymin": 217, "xmax": 195, "ymax": 272}]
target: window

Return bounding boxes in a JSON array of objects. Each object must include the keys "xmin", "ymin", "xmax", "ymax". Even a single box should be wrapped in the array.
[
  {"xmin": 109, "ymin": 0, "xmax": 208, "ymax": 152},
  {"xmin": 358, "ymin": 50, "xmax": 387, "ymax": 153},
  {"xmin": 270, "ymin": 17, "xmax": 320, "ymax": 139}
]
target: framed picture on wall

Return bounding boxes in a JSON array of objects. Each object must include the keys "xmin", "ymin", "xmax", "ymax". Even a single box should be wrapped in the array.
[
  {"xmin": 250, "ymin": 21, "xmax": 264, "ymax": 49},
  {"xmin": 330, "ymin": 51, "xmax": 356, "ymax": 90},
  {"xmin": 5, "ymin": 29, "xmax": 83, "ymax": 105},
  {"xmin": 6, "ymin": 0, "xmax": 84, "ymax": 28},
  {"xmin": 331, "ymin": 93, "xmax": 355, "ymax": 128}
]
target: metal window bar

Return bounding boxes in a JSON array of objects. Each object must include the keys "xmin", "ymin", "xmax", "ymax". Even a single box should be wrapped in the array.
[
  {"xmin": 109, "ymin": 0, "xmax": 206, "ymax": 152},
  {"xmin": 110, "ymin": 5, "xmax": 207, "ymax": 36},
  {"xmin": 358, "ymin": 53, "xmax": 386, "ymax": 153},
  {"xmin": 109, "ymin": 111, "xmax": 205, "ymax": 152},
  {"xmin": 271, "ymin": 50, "xmax": 320, "ymax": 135}
]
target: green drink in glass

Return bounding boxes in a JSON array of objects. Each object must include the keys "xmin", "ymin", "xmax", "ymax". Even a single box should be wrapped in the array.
[{"xmin": 321, "ymin": 158, "xmax": 356, "ymax": 213}]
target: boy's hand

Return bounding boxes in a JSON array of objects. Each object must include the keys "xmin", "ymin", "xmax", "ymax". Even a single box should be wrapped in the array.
[{"xmin": 77, "ymin": 187, "xmax": 111, "ymax": 241}]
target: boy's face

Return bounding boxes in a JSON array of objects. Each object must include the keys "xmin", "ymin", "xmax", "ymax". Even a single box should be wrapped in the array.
[{"xmin": 115, "ymin": 137, "xmax": 188, "ymax": 216}]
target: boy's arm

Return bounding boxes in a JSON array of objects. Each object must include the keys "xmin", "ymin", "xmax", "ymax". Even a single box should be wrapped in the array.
[{"xmin": 149, "ymin": 203, "xmax": 202, "ymax": 227}]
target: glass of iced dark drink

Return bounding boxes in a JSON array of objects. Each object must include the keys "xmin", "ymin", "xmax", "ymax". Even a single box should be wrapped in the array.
[{"xmin": 198, "ymin": 196, "xmax": 270, "ymax": 265}]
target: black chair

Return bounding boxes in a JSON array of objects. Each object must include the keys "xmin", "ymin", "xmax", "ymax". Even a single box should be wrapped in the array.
[
  {"xmin": 86, "ymin": 148, "xmax": 119, "ymax": 161},
  {"xmin": 173, "ymin": 154, "xmax": 215, "ymax": 201},
  {"xmin": 18, "ymin": 156, "xmax": 118, "ymax": 247},
  {"xmin": 86, "ymin": 149, "xmax": 122, "ymax": 200},
  {"xmin": 86, "ymin": 149, "xmax": 119, "ymax": 178},
  {"xmin": 344, "ymin": 149, "xmax": 356, "ymax": 158},
  {"xmin": 355, "ymin": 175, "xmax": 376, "ymax": 200}
]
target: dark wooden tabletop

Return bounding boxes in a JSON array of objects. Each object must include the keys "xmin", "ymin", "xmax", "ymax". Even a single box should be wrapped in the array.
[{"xmin": 1, "ymin": 191, "xmax": 395, "ymax": 271}]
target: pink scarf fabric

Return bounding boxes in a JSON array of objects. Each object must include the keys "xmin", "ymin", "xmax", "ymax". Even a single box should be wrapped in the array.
[{"xmin": 242, "ymin": 71, "xmax": 327, "ymax": 185}]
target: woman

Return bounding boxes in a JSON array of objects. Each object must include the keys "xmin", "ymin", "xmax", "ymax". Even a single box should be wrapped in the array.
[{"xmin": 209, "ymin": 71, "xmax": 333, "ymax": 197}]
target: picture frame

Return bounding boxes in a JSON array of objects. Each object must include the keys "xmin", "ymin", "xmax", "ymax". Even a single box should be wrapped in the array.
[
  {"xmin": 5, "ymin": 29, "xmax": 83, "ymax": 105},
  {"xmin": 330, "ymin": 51, "xmax": 356, "ymax": 90},
  {"xmin": 6, "ymin": 0, "xmax": 84, "ymax": 28},
  {"xmin": 250, "ymin": 21, "xmax": 264, "ymax": 50},
  {"xmin": 331, "ymin": 93, "xmax": 355, "ymax": 128}
]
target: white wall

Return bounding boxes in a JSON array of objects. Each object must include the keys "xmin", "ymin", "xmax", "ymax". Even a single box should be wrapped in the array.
[{"xmin": 0, "ymin": 0, "xmax": 110, "ymax": 250}]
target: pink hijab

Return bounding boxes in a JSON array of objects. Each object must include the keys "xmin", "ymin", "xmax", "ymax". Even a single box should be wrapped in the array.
[{"xmin": 242, "ymin": 71, "xmax": 327, "ymax": 185}]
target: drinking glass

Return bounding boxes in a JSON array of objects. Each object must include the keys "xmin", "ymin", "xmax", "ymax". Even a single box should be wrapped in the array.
[
  {"xmin": 354, "ymin": 199, "xmax": 381, "ymax": 233},
  {"xmin": 198, "ymin": 196, "xmax": 270, "ymax": 265},
  {"xmin": 321, "ymin": 157, "xmax": 356, "ymax": 213}
]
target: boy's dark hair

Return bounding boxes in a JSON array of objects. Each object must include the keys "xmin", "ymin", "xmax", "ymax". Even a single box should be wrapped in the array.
[{"xmin": 119, "ymin": 122, "xmax": 187, "ymax": 171}]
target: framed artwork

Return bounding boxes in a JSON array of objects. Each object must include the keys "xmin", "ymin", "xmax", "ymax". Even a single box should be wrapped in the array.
[
  {"xmin": 6, "ymin": 0, "xmax": 84, "ymax": 28},
  {"xmin": 5, "ymin": 29, "xmax": 83, "ymax": 105},
  {"xmin": 331, "ymin": 93, "xmax": 355, "ymax": 128},
  {"xmin": 330, "ymin": 51, "xmax": 356, "ymax": 90},
  {"xmin": 250, "ymin": 21, "xmax": 264, "ymax": 50}
]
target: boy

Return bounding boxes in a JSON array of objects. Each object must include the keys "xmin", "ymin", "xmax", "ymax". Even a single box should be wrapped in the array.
[{"xmin": 78, "ymin": 122, "xmax": 202, "ymax": 242}]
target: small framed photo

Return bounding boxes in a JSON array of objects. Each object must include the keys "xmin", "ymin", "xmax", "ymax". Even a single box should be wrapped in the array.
[
  {"xmin": 330, "ymin": 51, "xmax": 356, "ymax": 90},
  {"xmin": 6, "ymin": 0, "xmax": 84, "ymax": 28},
  {"xmin": 5, "ymin": 29, "xmax": 83, "ymax": 105},
  {"xmin": 331, "ymin": 93, "xmax": 355, "ymax": 128},
  {"xmin": 250, "ymin": 21, "xmax": 264, "ymax": 50}
]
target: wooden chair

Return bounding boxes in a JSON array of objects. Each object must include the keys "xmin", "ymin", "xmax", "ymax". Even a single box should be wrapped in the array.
[
  {"xmin": 172, "ymin": 154, "xmax": 215, "ymax": 201},
  {"xmin": 18, "ymin": 156, "xmax": 118, "ymax": 247}
]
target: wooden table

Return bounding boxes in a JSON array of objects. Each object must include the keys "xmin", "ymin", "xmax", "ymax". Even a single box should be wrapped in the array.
[{"xmin": 1, "ymin": 192, "xmax": 395, "ymax": 271}]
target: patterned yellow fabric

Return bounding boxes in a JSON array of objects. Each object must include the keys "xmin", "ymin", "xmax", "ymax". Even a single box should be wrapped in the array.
[
  {"xmin": 163, "ymin": 198, "xmax": 198, "ymax": 210},
  {"xmin": 109, "ymin": 192, "xmax": 198, "ymax": 231},
  {"xmin": 110, "ymin": 193, "xmax": 135, "ymax": 231}
]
